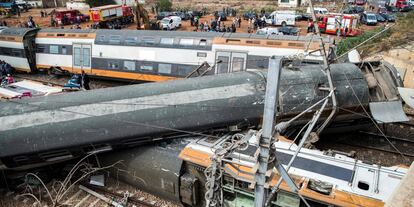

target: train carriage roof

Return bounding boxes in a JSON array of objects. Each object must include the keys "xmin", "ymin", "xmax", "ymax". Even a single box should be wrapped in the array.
[
  {"xmin": 38, "ymin": 29, "xmax": 97, "ymax": 34},
  {"xmin": 0, "ymin": 28, "xmax": 38, "ymax": 37}
]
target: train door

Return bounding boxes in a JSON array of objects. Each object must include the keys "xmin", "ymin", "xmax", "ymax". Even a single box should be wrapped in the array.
[
  {"xmin": 72, "ymin": 44, "xmax": 91, "ymax": 73},
  {"xmin": 215, "ymin": 51, "xmax": 247, "ymax": 74},
  {"xmin": 352, "ymin": 166, "xmax": 376, "ymax": 196}
]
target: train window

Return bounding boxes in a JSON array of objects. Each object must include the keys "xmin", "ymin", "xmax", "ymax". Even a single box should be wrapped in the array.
[
  {"xmin": 177, "ymin": 65, "xmax": 194, "ymax": 76},
  {"xmin": 108, "ymin": 61, "xmax": 119, "ymax": 69},
  {"xmin": 199, "ymin": 39, "xmax": 207, "ymax": 46},
  {"xmin": 125, "ymin": 37, "xmax": 138, "ymax": 45},
  {"xmin": 160, "ymin": 38, "xmax": 174, "ymax": 45},
  {"xmin": 226, "ymin": 39, "xmax": 240, "ymax": 43},
  {"xmin": 246, "ymin": 40, "xmax": 260, "ymax": 45},
  {"xmin": 159, "ymin": 64, "xmax": 172, "ymax": 74},
  {"xmin": 7, "ymin": 37, "xmax": 15, "ymax": 41},
  {"xmin": 357, "ymin": 181, "xmax": 370, "ymax": 191},
  {"xmin": 109, "ymin": 35, "xmax": 121, "ymax": 44},
  {"xmin": 49, "ymin": 45, "xmax": 59, "ymax": 54},
  {"xmin": 79, "ymin": 34, "xmax": 88, "ymax": 38},
  {"xmin": 11, "ymin": 49, "xmax": 22, "ymax": 57},
  {"xmin": 36, "ymin": 45, "xmax": 46, "ymax": 53},
  {"xmin": 57, "ymin": 33, "xmax": 65, "ymax": 37},
  {"xmin": 98, "ymin": 35, "xmax": 105, "ymax": 42},
  {"xmin": 62, "ymin": 46, "xmax": 67, "ymax": 55},
  {"xmin": 140, "ymin": 63, "xmax": 153, "ymax": 71},
  {"xmin": 142, "ymin": 37, "xmax": 155, "ymax": 45},
  {"xmin": 288, "ymin": 42, "xmax": 305, "ymax": 47},
  {"xmin": 267, "ymin": 41, "xmax": 282, "ymax": 46},
  {"xmin": 232, "ymin": 57, "xmax": 244, "ymax": 72},
  {"xmin": 179, "ymin": 39, "xmax": 194, "ymax": 47},
  {"xmin": 2, "ymin": 48, "xmax": 11, "ymax": 56},
  {"xmin": 197, "ymin": 52, "xmax": 207, "ymax": 57},
  {"xmin": 124, "ymin": 61, "xmax": 135, "ymax": 71}
]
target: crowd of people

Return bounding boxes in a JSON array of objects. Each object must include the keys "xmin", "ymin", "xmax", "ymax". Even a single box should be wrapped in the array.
[
  {"xmin": 0, "ymin": 60, "xmax": 14, "ymax": 86},
  {"xmin": 16, "ymin": 16, "xmax": 37, "ymax": 28},
  {"xmin": 191, "ymin": 15, "xmax": 242, "ymax": 33}
]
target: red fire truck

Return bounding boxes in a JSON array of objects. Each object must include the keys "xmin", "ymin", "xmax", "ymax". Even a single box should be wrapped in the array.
[
  {"xmin": 52, "ymin": 9, "xmax": 89, "ymax": 26},
  {"xmin": 318, "ymin": 13, "xmax": 361, "ymax": 37},
  {"xmin": 89, "ymin": 4, "xmax": 134, "ymax": 28}
]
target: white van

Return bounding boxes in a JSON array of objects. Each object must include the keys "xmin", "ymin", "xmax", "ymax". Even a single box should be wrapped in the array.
[
  {"xmin": 306, "ymin": 7, "xmax": 329, "ymax": 15},
  {"xmin": 265, "ymin": 11, "xmax": 296, "ymax": 27},
  {"xmin": 160, "ymin": 16, "xmax": 182, "ymax": 30},
  {"xmin": 256, "ymin": 27, "xmax": 283, "ymax": 35}
]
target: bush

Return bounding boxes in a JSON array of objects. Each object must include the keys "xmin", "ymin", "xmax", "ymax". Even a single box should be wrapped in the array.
[
  {"xmin": 156, "ymin": 0, "xmax": 172, "ymax": 12},
  {"xmin": 336, "ymin": 27, "xmax": 390, "ymax": 57}
]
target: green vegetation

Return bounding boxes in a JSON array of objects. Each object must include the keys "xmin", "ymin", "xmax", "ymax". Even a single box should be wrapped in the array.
[
  {"xmin": 337, "ymin": 11, "xmax": 414, "ymax": 57},
  {"xmin": 85, "ymin": 0, "xmax": 115, "ymax": 7},
  {"xmin": 156, "ymin": 0, "xmax": 173, "ymax": 12}
]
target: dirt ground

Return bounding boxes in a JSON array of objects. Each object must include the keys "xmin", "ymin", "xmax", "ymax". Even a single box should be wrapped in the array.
[{"xmin": 0, "ymin": 8, "xmax": 384, "ymax": 40}]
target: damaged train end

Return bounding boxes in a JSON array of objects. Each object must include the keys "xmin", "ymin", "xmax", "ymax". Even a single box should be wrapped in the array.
[{"xmin": 99, "ymin": 130, "xmax": 408, "ymax": 207}]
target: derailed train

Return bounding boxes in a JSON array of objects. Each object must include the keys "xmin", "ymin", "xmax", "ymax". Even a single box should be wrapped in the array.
[
  {"xmin": 99, "ymin": 132, "xmax": 408, "ymax": 207},
  {"xmin": 0, "ymin": 61, "xmax": 405, "ymax": 169},
  {"xmin": 0, "ymin": 27, "xmax": 328, "ymax": 82}
]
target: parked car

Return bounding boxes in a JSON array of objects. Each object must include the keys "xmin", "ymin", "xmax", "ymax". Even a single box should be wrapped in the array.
[
  {"xmin": 379, "ymin": 12, "xmax": 396, "ymax": 21},
  {"xmin": 376, "ymin": 13, "xmax": 386, "ymax": 22},
  {"xmin": 343, "ymin": 7, "xmax": 358, "ymax": 14},
  {"xmin": 256, "ymin": 27, "xmax": 282, "ymax": 35},
  {"xmin": 386, "ymin": 5, "xmax": 399, "ymax": 12},
  {"xmin": 160, "ymin": 16, "xmax": 181, "ymax": 30},
  {"xmin": 214, "ymin": 11, "xmax": 227, "ymax": 21},
  {"xmin": 355, "ymin": 6, "xmax": 365, "ymax": 13},
  {"xmin": 243, "ymin": 11, "xmax": 257, "ymax": 20},
  {"xmin": 377, "ymin": 6, "xmax": 388, "ymax": 14},
  {"xmin": 188, "ymin": 10, "xmax": 202, "ymax": 17},
  {"xmin": 156, "ymin": 12, "xmax": 173, "ymax": 20},
  {"xmin": 174, "ymin": 12, "xmax": 191, "ymax": 20},
  {"xmin": 355, "ymin": 0, "xmax": 365, "ymax": 5},
  {"xmin": 361, "ymin": 12, "xmax": 378, "ymax": 25},
  {"xmin": 278, "ymin": 26, "xmax": 299, "ymax": 35}
]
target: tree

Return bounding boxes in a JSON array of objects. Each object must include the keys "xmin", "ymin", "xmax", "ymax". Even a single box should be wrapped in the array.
[{"xmin": 156, "ymin": 0, "xmax": 172, "ymax": 12}]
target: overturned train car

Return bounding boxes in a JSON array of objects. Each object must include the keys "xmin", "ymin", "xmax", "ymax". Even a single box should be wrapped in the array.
[
  {"xmin": 99, "ymin": 132, "xmax": 407, "ymax": 207},
  {"xmin": 0, "ymin": 62, "xmax": 404, "ymax": 169}
]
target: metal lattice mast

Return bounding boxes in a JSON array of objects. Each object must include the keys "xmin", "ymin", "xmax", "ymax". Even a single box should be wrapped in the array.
[{"xmin": 253, "ymin": 56, "xmax": 282, "ymax": 207}]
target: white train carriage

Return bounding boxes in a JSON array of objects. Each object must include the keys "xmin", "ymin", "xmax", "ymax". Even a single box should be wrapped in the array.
[
  {"xmin": 27, "ymin": 29, "xmax": 331, "ymax": 82},
  {"xmin": 0, "ymin": 28, "xmax": 38, "ymax": 73},
  {"xmin": 35, "ymin": 29, "xmax": 96, "ymax": 75}
]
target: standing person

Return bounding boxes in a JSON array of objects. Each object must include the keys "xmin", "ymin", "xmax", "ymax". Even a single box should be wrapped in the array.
[
  {"xmin": 27, "ymin": 16, "xmax": 36, "ymax": 28},
  {"xmin": 81, "ymin": 70, "xmax": 90, "ymax": 90},
  {"xmin": 344, "ymin": 26, "xmax": 349, "ymax": 38},
  {"xmin": 238, "ymin": 17, "xmax": 241, "ymax": 28}
]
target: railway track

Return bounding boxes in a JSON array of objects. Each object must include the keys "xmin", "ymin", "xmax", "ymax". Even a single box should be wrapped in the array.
[{"xmin": 0, "ymin": 181, "xmax": 169, "ymax": 207}]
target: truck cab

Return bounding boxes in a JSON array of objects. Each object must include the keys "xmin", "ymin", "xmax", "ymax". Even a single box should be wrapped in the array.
[
  {"xmin": 396, "ymin": 0, "xmax": 412, "ymax": 11},
  {"xmin": 53, "ymin": 10, "xmax": 89, "ymax": 25}
]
